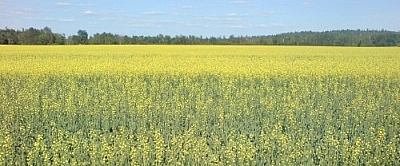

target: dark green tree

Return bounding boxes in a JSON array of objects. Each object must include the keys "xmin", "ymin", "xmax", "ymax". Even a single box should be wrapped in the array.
[
  {"xmin": 37, "ymin": 34, "xmax": 49, "ymax": 45},
  {"xmin": 77, "ymin": 30, "xmax": 88, "ymax": 44},
  {"xmin": 54, "ymin": 33, "xmax": 66, "ymax": 45},
  {"xmin": 43, "ymin": 26, "xmax": 54, "ymax": 44}
]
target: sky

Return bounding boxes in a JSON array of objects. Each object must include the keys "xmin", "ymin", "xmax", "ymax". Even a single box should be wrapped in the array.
[{"xmin": 1, "ymin": 0, "xmax": 399, "ymax": 37}]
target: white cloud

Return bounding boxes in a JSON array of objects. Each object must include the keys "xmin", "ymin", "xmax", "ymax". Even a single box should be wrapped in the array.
[
  {"xmin": 59, "ymin": 18, "xmax": 75, "ymax": 22},
  {"xmin": 11, "ymin": 8, "xmax": 36, "ymax": 16},
  {"xmin": 301, "ymin": 1, "xmax": 312, "ymax": 6},
  {"xmin": 227, "ymin": 13, "xmax": 238, "ymax": 16},
  {"xmin": 249, "ymin": 12, "xmax": 274, "ymax": 17},
  {"xmin": 229, "ymin": 0, "xmax": 254, "ymax": 7},
  {"xmin": 23, "ymin": 17, "xmax": 56, "ymax": 21},
  {"xmin": 181, "ymin": 5, "xmax": 195, "ymax": 9},
  {"xmin": 197, "ymin": 15, "xmax": 241, "ymax": 21},
  {"xmin": 230, "ymin": 0, "xmax": 251, "ymax": 5},
  {"xmin": 180, "ymin": 4, "xmax": 211, "ymax": 9},
  {"xmin": 228, "ymin": 25, "xmax": 246, "ymax": 28},
  {"xmin": 225, "ymin": 11, "xmax": 274, "ymax": 18},
  {"xmin": 271, "ymin": 23, "xmax": 285, "ymax": 27},
  {"xmin": 255, "ymin": 24, "xmax": 269, "ymax": 28},
  {"xmin": 142, "ymin": 11, "xmax": 164, "ymax": 15},
  {"xmin": 56, "ymin": 2, "xmax": 71, "ymax": 7},
  {"xmin": 14, "ymin": 11, "xmax": 24, "ymax": 15},
  {"xmin": 84, "ymin": 10, "xmax": 95, "ymax": 15}
]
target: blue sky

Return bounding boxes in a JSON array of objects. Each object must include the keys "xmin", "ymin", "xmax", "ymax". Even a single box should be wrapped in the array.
[{"xmin": 1, "ymin": 0, "xmax": 399, "ymax": 37}]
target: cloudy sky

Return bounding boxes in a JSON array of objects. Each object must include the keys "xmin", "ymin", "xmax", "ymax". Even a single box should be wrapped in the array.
[{"xmin": 1, "ymin": 0, "xmax": 399, "ymax": 37}]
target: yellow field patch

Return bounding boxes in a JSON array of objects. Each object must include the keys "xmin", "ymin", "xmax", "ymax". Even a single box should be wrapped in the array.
[
  {"xmin": 1, "ymin": 45, "xmax": 399, "ymax": 76},
  {"xmin": 0, "ymin": 45, "xmax": 399, "ymax": 165}
]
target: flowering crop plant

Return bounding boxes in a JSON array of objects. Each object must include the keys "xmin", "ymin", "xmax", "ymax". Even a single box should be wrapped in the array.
[{"xmin": 1, "ymin": 45, "xmax": 399, "ymax": 165}]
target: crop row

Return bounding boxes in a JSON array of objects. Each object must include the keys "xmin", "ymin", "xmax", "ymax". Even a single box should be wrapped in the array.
[{"xmin": 1, "ymin": 73, "xmax": 399, "ymax": 165}]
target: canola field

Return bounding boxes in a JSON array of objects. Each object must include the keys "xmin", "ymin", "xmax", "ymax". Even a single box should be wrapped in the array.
[{"xmin": 0, "ymin": 45, "xmax": 399, "ymax": 165}]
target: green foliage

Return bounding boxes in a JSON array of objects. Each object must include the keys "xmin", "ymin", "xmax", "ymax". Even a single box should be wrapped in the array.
[
  {"xmin": 1, "ymin": 27, "xmax": 400, "ymax": 46},
  {"xmin": 0, "ymin": 27, "xmax": 64, "ymax": 45}
]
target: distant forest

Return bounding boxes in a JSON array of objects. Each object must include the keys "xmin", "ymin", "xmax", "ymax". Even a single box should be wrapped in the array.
[{"xmin": 1, "ymin": 26, "xmax": 400, "ymax": 46}]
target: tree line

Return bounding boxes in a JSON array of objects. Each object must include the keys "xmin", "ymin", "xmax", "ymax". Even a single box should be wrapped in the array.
[{"xmin": 1, "ymin": 27, "xmax": 400, "ymax": 46}]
